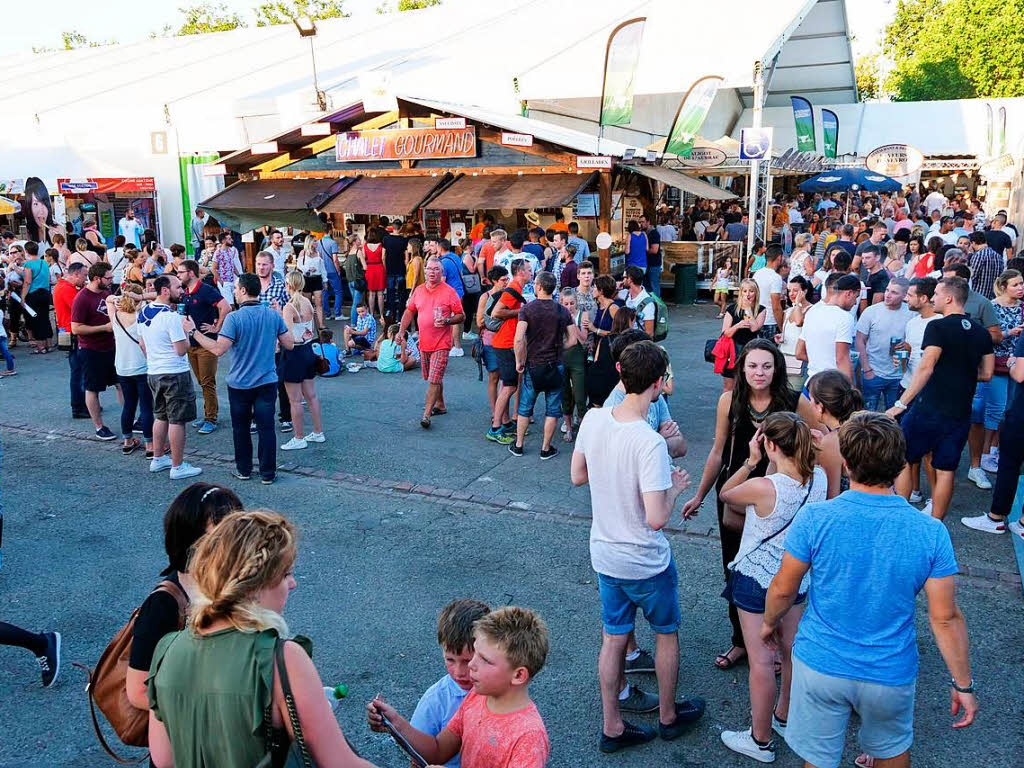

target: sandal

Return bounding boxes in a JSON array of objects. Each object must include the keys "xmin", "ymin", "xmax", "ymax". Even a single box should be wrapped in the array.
[
  {"xmin": 562, "ymin": 430, "xmax": 574, "ymax": 442},
  {"xmin": 714, "ymin": 646, "xmax": 747, "ymax": 670},
  {"xmin": 854, "ymin": 755, "xmax": 875, "ymax": 768},
  {"xmin": 430, "ymin": 407, "xmax": 447, "ymax": 416},
  {"xmin": 420, "ymin": 416, "xmax": 431, "ymax": 429}
]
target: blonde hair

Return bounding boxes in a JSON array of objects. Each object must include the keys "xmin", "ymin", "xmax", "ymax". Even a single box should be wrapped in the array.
[
  {"xmin": 794, "ymin": 232, "xmax": 811, "ymax": 250},
  {"xmin": 75, "ymin": 238, "xmax": 89, "ymax": 252},
  {"xmin": 116, "ymin": 291, "xmax": 140, "ymax": 313},
  {"xmin": 474, "ymin": 606, "xmax": 548, "ymax": 679},
  {"xmin": 189, "ymin": 510, "xmax": 297, "ymax": 637},
  {"xmin": 995, "ymin": 269, "xmax": 1022, "ymax": 297},
  {"xmin": 736, "ymin": 278, "xmax": 760, "ymax": 318},
  {"xmin": 760, "ymin": 411, "xmax": 816, "ymax": 484},
  {"xmin": 285, "ymin": 269, "xmax": 305, "ymax": 311}
]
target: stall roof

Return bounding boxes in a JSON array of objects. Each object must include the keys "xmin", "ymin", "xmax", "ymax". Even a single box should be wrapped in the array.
[
  {"xmin": 199, "ymin": 178, "xmax": 350, "ymax": 233},
  {"xmin": 425, "ymin": 172, "xmax": 598, "ymax": 211},
  {"xmin": 621, "ymin": 164, "xmax": 737, "ymax": 201},
  {"xmin": 320, "ymin": 175, "xmax": 450, "ymax": 215}
]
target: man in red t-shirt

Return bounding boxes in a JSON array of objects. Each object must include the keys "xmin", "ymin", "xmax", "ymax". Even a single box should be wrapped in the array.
[
  {"xmin": 399, "ymin": 256, "xmax": 464, "ymax": 429},
  {"xmin": 53, "ymin": 262, "xmax": 89, "ymax": 418},
  {"xmin": 486, "ymin": 258, "xmax": 532, "ymax": 443}
]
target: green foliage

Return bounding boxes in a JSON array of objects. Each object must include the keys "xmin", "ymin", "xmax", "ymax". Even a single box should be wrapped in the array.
[
  {"xmin": 855, "ymin": 54, "xmax": 880, "ymax": 101},
  {"xmin": 33, "ymin": 30, "xmax": 118, "ymax": 52},
  {"xmin": 253, "ymin": 0, "xmax": 349, "ymax": 26},
  {"xmin": 397, "ymin": 0, "xmax": 441, "ymax": 9},
  {"xmin": 882, "ymin": 0, "xmax": 1024, "ymax": 100},
  {"xmin": 177, "ymin": 3, "xmax": 247, "ymax": 35}
]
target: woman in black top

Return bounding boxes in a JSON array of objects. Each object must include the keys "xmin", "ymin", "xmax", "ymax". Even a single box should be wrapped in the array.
[
  {"xmin": 125, "ymin": 484, "xmax": 242, "ymax": 715},
  {"xmin": 584, "ymin": 275, "xmax": 621, "ymax": 407},
  {"xmin": 720, "ymin": 278, "xmax": 766, "ymax": 390},
  {"xmin": 683, "ymin": 340, "xmax": 809, "ymax": 669}
]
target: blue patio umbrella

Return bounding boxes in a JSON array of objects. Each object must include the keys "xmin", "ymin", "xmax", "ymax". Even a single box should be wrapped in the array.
[{"xmin": 798, "ymin": 167, "xmax": 902, "ymax": 194}]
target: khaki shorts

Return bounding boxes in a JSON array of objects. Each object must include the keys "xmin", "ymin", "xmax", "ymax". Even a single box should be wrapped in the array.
[{"xmin": 148, "ymin": 372, "xmax": 197, "ymax": 425}]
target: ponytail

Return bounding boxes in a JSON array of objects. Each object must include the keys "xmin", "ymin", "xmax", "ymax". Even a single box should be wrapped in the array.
[
  {"xmin": 285, "ymin": 270, "xmax": 305, "ymax": 312},
  {"xmin": 761, "ymin": 412, "xmax": 816, "ymax": 484},
  {"xmin": 807, "ymin": 369, "xmax": 863, "ymax": 422}
]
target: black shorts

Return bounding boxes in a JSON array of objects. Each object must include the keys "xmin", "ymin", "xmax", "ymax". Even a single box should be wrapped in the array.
[
  {"xmin": 80, "ymin": 347, "xmax": 118, "ymax": 393},
  {"xmin": 25, "ymin": 289, "xmax": 53, "ymax": 340},
  {"xmin": 280, "ymin": 343, "xmax": 317, "ymax": 383},
  {"xmin": 148, "ymin": 371, "xmax": 197, "ymax": 425},
  {"xmin": 494, "ymin": 347, "xmax": 518, "ymax": 387},
  {"xmin": 304, "ymin": 275, "xmax": 324, "ymax": 293},
  {"xmin": 352, "ymin": 335, "xmax": 371, "ymax": 350},
  {"xmin": 901, "ymin": 405, "xmax": 970, "ymax": 472}
]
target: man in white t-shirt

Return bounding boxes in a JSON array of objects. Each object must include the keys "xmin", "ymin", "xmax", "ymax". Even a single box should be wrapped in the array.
[
  {"xmin": 117, "ymin": 208, "xmax": 145, "ymax": 248},
  {"xmin": 752, "ymin": 245, "xmax": 785, "ymax": 336},
  {"xmin": 571, "ymin": 340, "xmax": 703, "ymax": 753},
  {"xmin": 924, "ymin": 188, "xmax": 949, "ymax": 218},
  {"xmin": 264, "ymin": 229, "xmax": 291, "ymax": 278},
  {"xmin": 619, "ymin": 266, "xmax": 655, "ymax": 337},
  {"xmin": 856, "ymin": 278, "xmax": 913, "ymax": 411},
  {"xmin": 137, "ymin": 274, "xmax": 201, "ymax": 480},
  {"xmin": 796, "ymin": 273, "xmax": 859, "ymax": 380},
  {"xmin": 107, "ymin": 236, "xmax": 129, "ymax": 289}
]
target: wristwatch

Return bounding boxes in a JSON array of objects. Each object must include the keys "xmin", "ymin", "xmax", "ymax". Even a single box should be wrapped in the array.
[
  {"xmin": 950, "ymin": 678, "xmax": 977, "ymax": 694},
  {"xmin": 893, "ymin": 399, "xmax": 908, "ymax": 411}
]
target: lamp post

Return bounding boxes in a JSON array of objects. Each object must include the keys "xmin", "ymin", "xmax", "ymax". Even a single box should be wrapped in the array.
[{"xmin": 293, "ymin": 15, "xmax": 327, "ymax": 112}]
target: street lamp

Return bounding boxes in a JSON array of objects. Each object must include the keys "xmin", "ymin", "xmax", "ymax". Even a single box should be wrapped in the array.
[{"xmin": 293, "ymin": 16, "xmax": 328, "ymax": 112}]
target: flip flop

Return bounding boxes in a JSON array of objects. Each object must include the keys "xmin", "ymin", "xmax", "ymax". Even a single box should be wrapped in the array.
[
  {"xmin": 854, "ymin": 755, "xmax": 875, "ymax": 768},
  {"xmin": 430, "ymin": 407, "xmax": 447, "ymax": 416},
  {"xmin": 714, "ymin": 646, "xmax": 748, "ymax": 670}
]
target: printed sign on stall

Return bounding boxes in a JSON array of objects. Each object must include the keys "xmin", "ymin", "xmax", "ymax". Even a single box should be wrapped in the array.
[
  {"xmin": 500, "ymin": 132, "xmax": 534, "ymax": 147},
  {"xmin": 576, "ymin": 156, "xmax": 613, "ymax": 169},
  {"xmin": 335, "ymin": 128, "xmax": 477, "ymax": 162}
]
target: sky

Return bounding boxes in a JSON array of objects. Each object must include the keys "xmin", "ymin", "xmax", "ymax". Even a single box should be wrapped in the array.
[{"xmin": 5, "ymin": 0, "xmax": 895, "ymax": 57}]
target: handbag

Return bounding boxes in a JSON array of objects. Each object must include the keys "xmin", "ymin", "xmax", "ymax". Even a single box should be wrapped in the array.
[
  {"xmin": 704, "ymin": 338, "xmax": 718, "ymax": 363},
  {"xmin": 995, "ymin": 355, "xmax": 1011, "ymax": 375},
  {"xmin": 313, "ymin": 344, "xmax": 331, "ymax": 376}
]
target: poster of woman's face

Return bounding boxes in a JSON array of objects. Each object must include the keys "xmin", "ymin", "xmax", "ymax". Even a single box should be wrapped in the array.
[{"xmin": 21, "ymin": 177, "xmax": 55, "ymax": 244}]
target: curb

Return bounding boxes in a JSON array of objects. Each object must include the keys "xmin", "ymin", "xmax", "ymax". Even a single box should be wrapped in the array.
[{"xmin": 4, "ymin": 422, "xmax": 1021, "ymax": 590}]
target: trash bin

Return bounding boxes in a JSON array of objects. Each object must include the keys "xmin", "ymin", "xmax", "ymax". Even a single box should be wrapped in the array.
[{"xmin": 672, "ymin": 263, "xmax": 697, "ymax": 305}]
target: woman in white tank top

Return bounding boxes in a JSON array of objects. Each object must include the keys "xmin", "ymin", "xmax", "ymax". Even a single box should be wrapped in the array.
[
  {"xmin": 717, "ymin": 412, "xmax": 826, "ymax": 761},
  {"xmin": 105, "ymin": 292, "xmax": 154, "ymax": 457},
  {"xmin": 280, "ymin": 270, "xmax": 324, "ymax": 451}
]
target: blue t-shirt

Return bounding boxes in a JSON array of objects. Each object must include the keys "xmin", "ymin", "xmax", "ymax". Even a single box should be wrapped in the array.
[
  {"xmin": 568, "ymin": 235, "xmax": 591, "ymax": 264},
  {"xmin": 785, "ymin": 490, "xmax": 958, "ymax": 686},
  {"xmin": 409, "ymin": 674, "xmax": 468, "ymax": 768},
  {"xmin": 318, "ymin": 236, "xmax": 340, "ymax": 275},
  {"xmin": 218, "ymin": 303, "xmax": 288, "ymax": 389},
  {"xmin": 24, "ymin": 258, "xmax": 51, "ymax": 293},
  {"xmin": 311, "ymin": 342, "xmax": 341, "ymax": 376},
  {"xmin": 522, "ymin": 242, "xmax": 544, "ymax": 261},
  {"xmin": 603, "ymin": 387, "xmax": 671, "ymax": 431},
  {"xmin": 439, "ymin": 253, "xmax": 464, "ymax": 298}
]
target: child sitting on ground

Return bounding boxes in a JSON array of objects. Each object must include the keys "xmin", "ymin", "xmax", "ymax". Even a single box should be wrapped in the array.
[
  {"xmin": 406, "ymin": 599, "xmax": 491, "ymax": 768},
  {"xmin": 311, "ymin": 328, "xmax": 342, "ymax": 377},
  {"xmin": 369, "ymin": 323, "xmax": 418, "ymax": 372},
  {"xmin": 343, "ymin": 302, "xmax": 377, "ymax": 356},
  {"xmin": 368, "ymin": 606, "xmax": 550, "ymax": 768}
]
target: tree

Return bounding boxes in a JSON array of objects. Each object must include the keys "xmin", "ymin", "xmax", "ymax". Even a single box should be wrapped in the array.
[
  {"xmin": 398, "ymin": 0, "xmax": 441, "ymax": 9},
  {"xmin": 253, "ymin": 0, "xmax": 349, "ymax": 26},
  {"xmin": 855, "ymin": 54, "xmax": 881, "ymax": 101},
  {"xmin": 33, "ymin": 30, "xmax": 118, "ymax": 52},
  {"xmin": 176, "ymin": 3, "xmax": 247, "ymax": 35},
  {"xmin": 882, "ymin": 0, "xmax": 1024, "ymax": 100}
]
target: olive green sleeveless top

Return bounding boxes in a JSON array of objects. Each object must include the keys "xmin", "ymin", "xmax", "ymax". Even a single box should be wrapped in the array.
[{"xmin": 146, "ymin": 627, "xmax": 306, "ymax": 768}]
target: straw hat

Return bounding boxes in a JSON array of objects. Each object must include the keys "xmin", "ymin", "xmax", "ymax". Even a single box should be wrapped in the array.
[{"xmin": 524, "ymin": 210, "xmax": 541, "ymax": 226}]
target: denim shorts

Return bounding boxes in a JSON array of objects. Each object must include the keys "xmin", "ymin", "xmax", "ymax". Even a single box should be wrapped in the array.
[
  {"xmin": 598, "ymin": 559, "xmax": 680, "ymax": 635},
  {"xmin": 722, "ymin": 569, "xmax": 806, "ymax": 614},
  {"xmin": 786, "ymin": 657, "xmax": 915, "ymax": 768},
  {"xmin": 481, "ymin": 343, "xmax": 499, "ymax": 373},
  {"xmin": 901, "ymin": 405, "xmax": 970, "ymax": 471},
  {"xmin": 517, "ymin": 363, "xmax": 564, "ymax": 419}
]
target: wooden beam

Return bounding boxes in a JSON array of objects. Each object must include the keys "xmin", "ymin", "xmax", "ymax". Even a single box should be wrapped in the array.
[
  {"xmin": 598, "ymin": 171, "xmax": 612, "ymax": 274},
  {"xmin": 259, "ymin": 166, "xmax": 587, "ymax": 180}
]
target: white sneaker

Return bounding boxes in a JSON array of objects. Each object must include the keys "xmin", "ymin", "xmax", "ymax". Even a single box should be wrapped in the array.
[
  {"xmin": 960, "ymin": 514, "xmax": 1006, "ymax": 534},
  {"xmin": 462, "ymin": 331, "xmax": 478, "ymax": 340},
  {"xmin": 771, "ymin": 714, "xmax": 787, "ymax": 739},
  {"xmin": 281, "ymin": 437, "xmax": 308, "ymax": 451},
  {"xmin": 306, "ymin": 432, "xmax": 325, "ymax": 443},
  {"xmin": 560, "ymin": 422, "xmax": 568, "ymax": 434},
  {"xmin": 1009, "ymin": 519, "xmax": 1024, "ymax": 539},
  {"xmin": 149, "ymin": 455, "xmax": 172, "ymax": 473},
  {"xmin": 721, "ymin": 728, "xmax": 776, "ymax": 763},
  {"xmin": 980, "ymin": 453, "xmax": 999, "ymax": 474},
  {"xmin": 921, "ymin": 499, "xmax": 933, "ymax": 517},
  {"xmin": 169, "ymin": 462, "xmax": 202, "ymax": 480},
  {"xmin": 908, "ymin": 490, "xmax": 923, "ymax": 504},
  {"xmin": 967, "ymin": 466, "xmax": 992, "ymax": 490},
  {"xmin": 449, "ymin": 347, "xmax": 465, "ymax": 358}
]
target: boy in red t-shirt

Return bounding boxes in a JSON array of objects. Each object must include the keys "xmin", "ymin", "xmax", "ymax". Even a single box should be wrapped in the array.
[
  {"xmin": 486, "ymin": 260, "xmax": 530, "ymax": 444},
  {"xmin": 368, "ymin": 606, "xmax": 550, "ymax": 768}
]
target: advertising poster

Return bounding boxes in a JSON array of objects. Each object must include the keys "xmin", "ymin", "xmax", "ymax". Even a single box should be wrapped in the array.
[
  {"xmin": 790, "ymin": 96, "xmax": 816, "ymax": 153},
  {"xmin": 664, "ymin": 76, "xmax": 723, "ymax": 158},
  {"xmin": 599, "ymin": 18, "xmax": 646, "ymax": 127},
  {"xmin": 821, "ymin": 109, "xmax": 839, "ymax": 159}
]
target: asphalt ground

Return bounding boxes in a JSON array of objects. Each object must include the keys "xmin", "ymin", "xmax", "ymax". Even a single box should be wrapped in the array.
[{"xmin": 1, "ymin": 302, "xmax": 1022, "ymax": 767}]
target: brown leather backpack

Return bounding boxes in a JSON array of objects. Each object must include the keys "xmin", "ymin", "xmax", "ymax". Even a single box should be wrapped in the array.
[{"xmin": 75, "ymin": 580, "xmax": 187, "ymax": 764}]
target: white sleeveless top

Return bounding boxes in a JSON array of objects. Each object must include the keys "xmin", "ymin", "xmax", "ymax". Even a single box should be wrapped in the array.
[
  {"xmin": 290, "ymin": 318, "xmax": 314, "ymax": 344},
  {"xmin": 730, "ymin": 467, "xmax": 826, "ymax": 589},
  {"xmin": 112, "ymin": 312, "xmax": 148, "ymax": 377}
]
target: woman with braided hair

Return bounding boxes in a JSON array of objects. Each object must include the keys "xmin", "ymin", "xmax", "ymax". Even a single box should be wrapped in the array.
[{"xmin": 146, "ymin": 510, "xmax": 378, "ymax": 768}]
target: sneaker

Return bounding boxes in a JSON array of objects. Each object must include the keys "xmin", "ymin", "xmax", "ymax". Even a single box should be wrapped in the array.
[
  {"xmin": 149, "ymin": 455, "xmax": 172, "ymax": 473},
  {"xmin": 721, "ymin": 728, "xmax": 776, "ymax": 763},
  {"xmin": 306, "ymin": 432, "xmax": 326, "ymax": 443},
  {"xmin": 71, "ymin": 409, "xmax": 90, "ymax": 419},
  {"xmin": 133, "ymin": 419, "xmax": 144, "ymax": 433},
  {"xmin": 37, "ymin": 632, "xmax": 61, "ymax": 688},
  {"xmin": 624, "ymin": 649, "xmax": 655, "ymax": 674},
  {"xmin": 619, "ymin": 685, "xmax": 659, "ymax": 713},
  {"xmin": 960, "ymin": 514, "xmax": 1006, "ymax": 534},
  {"xmin": 169, "ymin": 462, "xmax": 203, "ymax": 480},
  {"xmin": 250, "ymin": 423, "xmax": 258, "ymax": 433},
  {"xmin": 771, "ymin": 713, "xmax": 787, "ymax": 739},
  {"xmin": 280, "ymin": 421, "xmax": 294, "ymax": 433},
  {"xmin": 191, "ymin": 418, "xmax": 206, "ymax": 429},
  {"xmin": 486, "ymin": 428, "xmax": 514, "ymax": 444},
  {"xmin": 0, "ymin": 369, "xmax": 16, "ymax": 377},
  {"xmin": 658, "ymin": 698, "xmax": 706, "ymax": 740},
  {"xmin": 198, "ymin": 421, "xmax": 218, "ymax": 435},
  {"xmin": 968, "ymin": 466, "xmax": 992, "ymax": 490},
  {"xmin": 980, "ymin": 453, "xmax": 999, "ymax": 474},
  {"xmin": 231, "ymin": 471, "xmax": 251, "ymax": 481},
  {"xmin": 560, "ymin": 422, "xmax": 567, "ymax": 434},
  {"xmin": 599, "ymin": 721, "xmax": 656, "ymax": 754},
  {"xmin": 1009, "ymin": 519, "xmax": 1024, "ymax": 539},
  {"xmin": 261, "ymin": 476, "xmax": 275, "ymax": 485},
  {"xmin": 508, "ymin": 443, "xmax": 524, "ymax": 457},
  {"xmin": 921, "ymin": 499, "xmax": 933, "ymax": 517},
  {"xmin": 908, "ymin": 490, "xmax": 923, "ymax": 504},
  {"xmin": 501, "ymin": 421, "xmax": 516, "ymax": 434},
  {"xmin": 95, "ymin": 426, "xmax": 116, "ymax": 441},
  {"xmin": 281, "ymin": 437, "xmax": 308, "ymax": 451},
  {"xmin": 540, "ymin": 446, "xmax": 559, "ymax": 461},
  {"xmin": 449, "ymin": 347, "xmax": 465, "ymax": 358},
  {"xmin": 462, "ymin": 331, "xmax": 478, "ymax": 340}
]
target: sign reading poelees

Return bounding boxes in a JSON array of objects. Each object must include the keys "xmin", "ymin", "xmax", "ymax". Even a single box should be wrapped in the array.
[{"xmin": 335, "ymin": 127, "xmax": 477, "ymax": 162}]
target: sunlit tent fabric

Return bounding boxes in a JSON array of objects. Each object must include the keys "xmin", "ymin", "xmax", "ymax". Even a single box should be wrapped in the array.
[
  {"xmin": 620, "ymin": 164, "xmax": 737, "ymax": 201},
  {"xmin": 425, "ymin": 172, "xmax": 598, "ymax": 210},
  {"xmin": 319, "ymin": 176, "xmax": 450, "ymax": 215},
  {"xmin": 199, "ymin": 179, "xmax": 352, "ymax": 232}
]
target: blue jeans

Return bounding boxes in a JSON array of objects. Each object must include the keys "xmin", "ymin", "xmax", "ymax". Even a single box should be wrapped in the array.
[
  {"xmin": 118, "ymin": 373, "xmax": 153, "ymax": 440},
  {"xmin": 647, "ymin": 266, "xmax": 662, "ymax": 297},
  {"xmin": 0, "ymin": 337, "xmax": 13, "ymax": 371},
  {"xmin": 970, "ymin": 374, "xmax": 1009, "ymax": 430},
  {"xmin": 598, "ymin": 559, "xmax": 680, "ymax": 634},
  {"xmin": 348, "ymin": 281, "xmax": 364, "ymax": 326},
  {"xmin": 229, "ymin": 383, "xmax": 277, "ymax": 481},
  {"xmin": 323, "ymin": 270, "xmax": 343, "ymax": 317},
  {"xmin": 68, "ymin": 346, "xmax": 86, "ymax": 410},
  {"xmin": 517, "ymin": 363, "xmax": 564, "ymax": 419},
  {"xmin": 861, "ymin": 375, "xmax": 902, "ymax": 411}
]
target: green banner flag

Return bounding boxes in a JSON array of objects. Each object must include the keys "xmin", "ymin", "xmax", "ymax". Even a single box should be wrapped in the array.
[
  {"xmin": 821, "ymin": 108, "xmax": 839, "ymax": 159},
  {"xmin": 599, "ymin": 18, "xmax": 646, "ymax": 127},
  {"xmin": 790, "ymin": 96, "xmax": 816, "ymax": 153},
  {"xmin": 664, "ymin": 75, "xmax": 723, "ymax": 158}
]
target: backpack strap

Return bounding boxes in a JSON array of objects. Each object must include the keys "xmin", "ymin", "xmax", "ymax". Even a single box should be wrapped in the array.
[{"xmin": 154, "ymin": 579, "xmax": 188, "ymax": 627}]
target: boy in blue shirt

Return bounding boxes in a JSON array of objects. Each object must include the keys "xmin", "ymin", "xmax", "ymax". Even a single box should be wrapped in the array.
[
  {"xmin": 311, "ymin": 329, "xmax": 342, "ymax": 377},
  {"xmin": 407, "ymin": 599, "xmax": 490, "ymax": 768}
]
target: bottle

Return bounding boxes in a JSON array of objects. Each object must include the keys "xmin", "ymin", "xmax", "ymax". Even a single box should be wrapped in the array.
[
  {"xmin": 324, "ymin": 684, "xmax": 348, "ymax": 711},
  {"xmin": 434, "ymin": 306, "xmax": 443, "ymax": 325}
]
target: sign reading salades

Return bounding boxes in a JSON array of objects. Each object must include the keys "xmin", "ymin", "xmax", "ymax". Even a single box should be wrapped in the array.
[
  {"xmin": 335, "ymin": 127, "xmax": 477, "ymax": 162},
  {"xmin": 57, "ymin": 177, "xmax": 156, "ymax": 193}
]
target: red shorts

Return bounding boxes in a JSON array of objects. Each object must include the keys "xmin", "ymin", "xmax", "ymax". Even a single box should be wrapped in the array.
[{"xmin": 420, "ymin": 348, "xmax": 450, "ymax": 385}]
